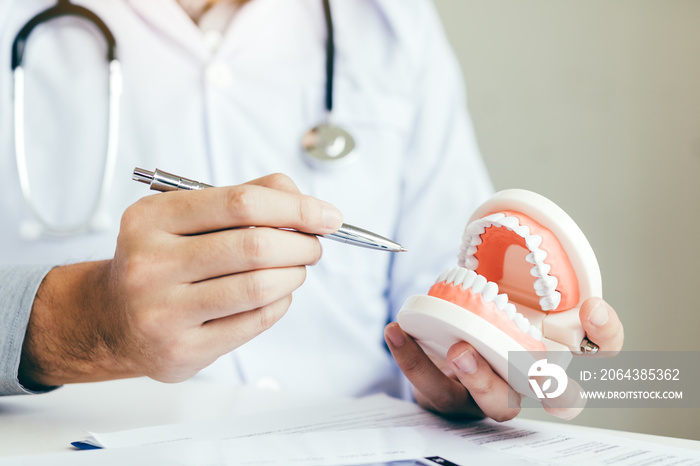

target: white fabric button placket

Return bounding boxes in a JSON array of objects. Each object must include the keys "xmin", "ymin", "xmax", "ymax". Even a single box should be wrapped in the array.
[{"xmin": 205, "ymin": 61, "xmax": 233, "ymax": 89}]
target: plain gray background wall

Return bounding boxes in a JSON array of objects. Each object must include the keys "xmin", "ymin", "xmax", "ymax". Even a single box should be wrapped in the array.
[{"xmin": 432, "ymin": 0, "xmax": 700, "ymax": 440}]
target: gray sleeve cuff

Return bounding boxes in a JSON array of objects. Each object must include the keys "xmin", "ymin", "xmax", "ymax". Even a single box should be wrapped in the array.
[{"xmin": 0, "ymin": 264, "xmax": 57, "ymax": 396}]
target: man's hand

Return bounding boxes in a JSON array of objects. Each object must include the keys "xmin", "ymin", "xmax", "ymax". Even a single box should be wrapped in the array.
[
  {"xmin": 19, "ymin": 174, "xmax": 343, "ymax": 388},
  {"xmin": 385, "ymin": 297, "xmax": 624, "ymax": 421}
]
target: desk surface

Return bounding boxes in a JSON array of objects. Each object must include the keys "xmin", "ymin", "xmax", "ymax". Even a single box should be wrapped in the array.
[{"xmin": 1, "ymin": 378, "xmax": 698, "ymax": 458}]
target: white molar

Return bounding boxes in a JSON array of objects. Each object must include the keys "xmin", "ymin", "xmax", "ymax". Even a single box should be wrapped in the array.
[
  {"xmin": 434, "ymin": 267, "xmax": 543, "ymax": 341},
  {"xmin": 534, "ymin": 276, "xmax": 558, "ymax": 296},
  {"xmin": 539, "ymin": 292, "xmax": 562, "ymax": 311},
  {"xmin": 463, "ymin": 256, "xmax": 478, "ymax": 271},
  {"xmin": 459, "ymin": 213, "xmax": 562, "ymax": 312},
  {"xmin": 530, "ymin": 263, "xmax": 551, "ymax": 277}
]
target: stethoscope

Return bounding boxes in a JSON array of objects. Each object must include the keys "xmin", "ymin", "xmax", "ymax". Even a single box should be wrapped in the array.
[{"xmin": 11, "ymin": 0, "xmax": 353, "ymax": 239}]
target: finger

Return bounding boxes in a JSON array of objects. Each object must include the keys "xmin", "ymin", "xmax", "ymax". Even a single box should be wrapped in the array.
[
  {"xmin": 176, "ymin": 227, "xmax": 322, "ymax": 282},
  {"xmin": 129, "ymin": 183, "xmax": 343, "ymax": 236},
  {"xmin": 200, "ymin": 294, "xmax": 293, "ymax": 357},
  {"xmin": 244, "ymin": 173, "xmax": 301, "ymax": 194},
  {"xmin": 579, "ymin": 297, "xmax": 624, "ymax": 353},
  {"xmin": 542, "ymin": 377, "xmax": 586, "ymax": 420},
  {"xmin": 446, "ymin": 342, "xmax": 522, "ymax": 422},
  {"xmin": 178, "ymin": 266, "xmax": 307, "ymax": 323},
  {"xmin": 384, "ymin": 323, "xmax": 477, "ymax": 417}
]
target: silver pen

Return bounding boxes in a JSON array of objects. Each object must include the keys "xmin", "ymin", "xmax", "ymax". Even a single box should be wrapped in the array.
[{"xmin": 132, "ymin": 168, "xmax": 407, "ymax": 253}]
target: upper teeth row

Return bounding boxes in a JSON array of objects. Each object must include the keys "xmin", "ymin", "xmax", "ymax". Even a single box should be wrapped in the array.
[
  {"xmin": 435, "ymin": 267, "xmax": 543, "ymax": 341},
  {"xmin": 457, "ymin": 212, "xmax": 562, "ymax": 311}
]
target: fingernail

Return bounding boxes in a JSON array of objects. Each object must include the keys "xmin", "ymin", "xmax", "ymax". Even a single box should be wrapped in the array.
[
  {"xmin": 385, "ymin": 324, "xmax": 405, "ymax": 348},
  {"xmin": 322, "ymin": 204, "xmax": 343, "ymax": 231},
  {"xmin": 452, "ymin": 350, "xmax": 477, "ymax": 374},
  {"xmin": 588, "ymin": 300, "xmax": 609, "ymax": 327}
]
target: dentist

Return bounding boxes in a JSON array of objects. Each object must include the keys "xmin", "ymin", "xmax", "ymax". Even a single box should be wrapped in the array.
[{"xmin": 0, "ymin": 0, "xmax": 623, "ymax": 422}]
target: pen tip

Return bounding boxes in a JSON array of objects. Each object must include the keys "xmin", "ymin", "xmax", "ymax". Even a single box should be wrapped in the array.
[{"xmin": 399, "ymin": 247, "xmax": 408, "ymax": 252}]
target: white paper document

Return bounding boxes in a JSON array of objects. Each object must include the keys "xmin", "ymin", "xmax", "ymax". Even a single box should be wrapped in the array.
[
  {"xmin": 79, "ymin": 394, "xmax": 699, "ymax": 465},
  {"xmin": 4, "ymin": 394, "xmax": 698, "ymax": 465},
  {"xmin": 0, "ymin": 428, "xmax": 429, "ymax": 466}
]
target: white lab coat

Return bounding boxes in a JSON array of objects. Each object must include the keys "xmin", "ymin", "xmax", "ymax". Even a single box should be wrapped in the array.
[{"xmin": 0, "ymin": 0, "xmax": 493, "ymax": 397}]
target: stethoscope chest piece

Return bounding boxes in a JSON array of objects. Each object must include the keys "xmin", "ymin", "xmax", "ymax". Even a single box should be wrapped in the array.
[{"xmin": 302, "ymin": 122, "xmax": 356, "ymax": 168}]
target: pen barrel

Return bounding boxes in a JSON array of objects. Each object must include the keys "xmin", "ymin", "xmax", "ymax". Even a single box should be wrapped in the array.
[
  {"xmin": 151, "ymin": 169, "xmax": 213, "ymax": 191},
  {"xmin": 325, "ymin": 224, "xmax": 402, "ymax": 252}
]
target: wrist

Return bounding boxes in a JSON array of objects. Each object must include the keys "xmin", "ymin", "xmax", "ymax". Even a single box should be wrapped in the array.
[{"xmin": 19, "ymin": 260, "xmax": 139, "ymax": 386}]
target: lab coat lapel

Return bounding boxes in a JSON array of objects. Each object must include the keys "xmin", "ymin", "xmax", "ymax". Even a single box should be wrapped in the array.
[{"xmin": 123, "ymin": 0, "xmax": 209, "ymax": 61}]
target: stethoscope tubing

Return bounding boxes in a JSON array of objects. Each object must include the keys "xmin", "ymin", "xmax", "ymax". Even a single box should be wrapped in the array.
[{"xmin": 11, "ymin": 0, "xmax": 122, "ymax": 237}]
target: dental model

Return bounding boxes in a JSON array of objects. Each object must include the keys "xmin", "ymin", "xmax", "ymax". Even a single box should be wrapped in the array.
[{"xmin": 397, "ymin": 189, "xmax": 602, "ymax": 396}]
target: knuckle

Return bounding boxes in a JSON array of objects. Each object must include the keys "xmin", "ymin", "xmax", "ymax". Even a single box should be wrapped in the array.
[
  {"xmin": 293, "ymin": 265, "xmax": 307, "ymax": 288},
  {"xmin": 257, "ymin": 301, "xmax": 286, "ymax": 331},
  {"xmin": 243, "ymin": 229, "xmax": 272, "ymax": 265},
  {"xmin": 309, "ymin": 238, "xmax": 323, "ymax": 264},
  {"xmin": 245, "ymin": 272, "xmax": 269, "ymax": 307},
  {"xmin": 296, "ymin": 196, "xmax": 319, "ymax": 228},
  {"xmin": 119, "ymin": 202, "xmax": 148, "ymax": 235},
  {"xmin": 268, "ymin": 173, "xmax": 298, "ymax": 192},
  {"xmin": 227, "ymin": 187, "xmax": 258, "ymax": 223},
  {"xmin": 466, "ymin": 373, "xmax": 497, "ymax": 398},
  {"xmin": 129, "ymin": 307, "xmax": 164, "ymax": 340},
  {"xmin": 119, "ymin": 252, "xmax": 154, "ymax": 296},
  {"xmin": 429, "ymin": 391, "xmax": 463, "ymax": 414},
  {"xmin": 400, "ymin": 355, "xmax": 429, "ymax": 379}
]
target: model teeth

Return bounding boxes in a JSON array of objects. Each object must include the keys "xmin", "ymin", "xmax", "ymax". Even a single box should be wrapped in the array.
[
  {"xmin": 503, "ymin": 303, "xmax": 517, "ymax": 319},
  {"xmin": 540, "ymin": 292, "xmax": 562, "ymax": 311},
  {"xmin": 459, "ymin": 213, "xmax": 562, "ymax": 312},
  {"xmin": 462, "ymin": 256, "xmax": 478, "ymax": 271},
  {"xmin": 471, "ymin": 274, "xmax": 487, "ymax": 293},
  {"xmin": 525, "ymin": 234, "xmax": 543, "ymax": 250},
  {"xmin": 435, "ymin": 267, "xmax": 542, "ymax": 341},
  {"xmin": 528, "ymin": 326, "xmax": 543, "ymax": 340},
  {"xmin": 445, "ymin": 268, "xmax": 459, "ymax": 284},
  {"xmin": 492, "ymin": 293, "xmax": 508, "ymax": 310},
  {"xmin": 513, "ymin": 225, "xmax": 530, "ymax": 237},
  {"xmin": 462, "ymin": 269, "xmax": 477, "ymax": 289},
  {"xmin": 499, "ymin": 217, "xmax": 519, "ymax": 230},
  {"xmin": 453, "ymin": 268, "xmax": 468, "ymax": 286},
  {"xmin": 530, "ymin": 263, "xmax": 551, "ymax": 277},
  {"xmin": 481, "ymin": 282, "xmax": 498, "ymax": 302},
  {"xmin": 526, "ymin": 250, "xmax": 547, "ymax": 264},
  {"xmin": 534, "ymin": 276, "xmax": 558, "ymax": 296},
  {"xmin": 513, "ymin": 313, "xmax": 530, "ymax": 333}
]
